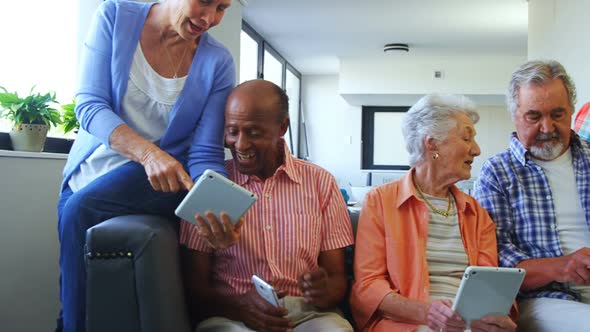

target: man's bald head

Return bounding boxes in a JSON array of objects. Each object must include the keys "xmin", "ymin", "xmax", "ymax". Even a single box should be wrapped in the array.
[{"xmin": 227, "ymin": 79, "xmax": 289, "ymax": 122}]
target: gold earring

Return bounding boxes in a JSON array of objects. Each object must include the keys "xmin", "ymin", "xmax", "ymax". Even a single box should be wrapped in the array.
[{"xmin": 432, "ymin": 152, "xmax": 440, "ymax": 160}]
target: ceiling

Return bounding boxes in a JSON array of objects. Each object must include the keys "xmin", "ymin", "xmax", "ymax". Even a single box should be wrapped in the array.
[{"xmin": 241, "ymin": 0, "xmax": 529, "ymax": 75}]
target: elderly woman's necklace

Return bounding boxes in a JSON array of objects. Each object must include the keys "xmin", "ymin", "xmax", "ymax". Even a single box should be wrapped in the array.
[
  {"xmin": 414, "ymin": 180, "xmax": 452, "ymax": 218},
  {"xmin": 163, "ymin": 40, "xmax": 190, "ymax": 79}
]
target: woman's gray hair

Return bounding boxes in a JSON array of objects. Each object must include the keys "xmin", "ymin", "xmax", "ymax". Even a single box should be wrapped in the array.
[
  {"xmin": 402, "ymin": 93, "xmax": 479, "ymax": 167},
  {"xmin": 507, "ymin": 60, "xmax": 577, "ymax": 118}
]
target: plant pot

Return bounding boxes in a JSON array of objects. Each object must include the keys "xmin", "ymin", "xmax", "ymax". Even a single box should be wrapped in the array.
[{"xmin": 9, "ymin": 124, "xmax": 49, "ymax": 152}]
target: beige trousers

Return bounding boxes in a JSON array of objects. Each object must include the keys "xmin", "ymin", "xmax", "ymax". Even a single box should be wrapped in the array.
[
  {"xmin": 517, "ymin": 297, "xmax": 590, "ymax": 332},
  {"xmin": 196, "ymin": 296, "xmax": 353, "ymax": 332}
]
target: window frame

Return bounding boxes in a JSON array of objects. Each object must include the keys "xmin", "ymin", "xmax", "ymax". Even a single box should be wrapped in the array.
[
  {"xmin": 361, "ymin": 106, "xmax": 411, "ymax": 170},
  {"xmin": 241, "ymin": 20, "xmax": 302, "ymax": 158},
  {"xmin": 286, "ymin": 63, "xmax": 302, "ymax": 157},
  {"xmin": 261, "ymin": 42, "xmax": 286, "ymax": 85},
  {"xmin": 241, "ymin": 21, "xmax": 264, "ymax": 79}
]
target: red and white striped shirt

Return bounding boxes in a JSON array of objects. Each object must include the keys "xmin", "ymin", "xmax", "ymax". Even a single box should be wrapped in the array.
[{"xmin": 180, "ymin": 141, "xmax": 354, "ymax": 296}]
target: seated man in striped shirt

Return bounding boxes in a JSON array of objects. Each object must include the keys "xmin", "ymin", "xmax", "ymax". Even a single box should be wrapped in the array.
[
  {"xmin": 180, "ymin": 79, "xmax": 355, "ymax": 332},
  {"xmin": 474, "ymin": 60, "xmax": 590, "ymax": 332}
]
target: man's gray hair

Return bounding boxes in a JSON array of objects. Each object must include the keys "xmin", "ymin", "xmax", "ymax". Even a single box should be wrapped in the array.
[
  {"xmin": 507, "ymin": 59, "xmax": 577, "ymax": 118},
  {"xmin": 402, "ymin": 93, "xmax": 480, "ymax": 167}
]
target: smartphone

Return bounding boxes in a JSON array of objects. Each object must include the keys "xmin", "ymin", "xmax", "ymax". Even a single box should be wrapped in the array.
[{"xmin": 251, "ymin": 275, "xmax": 280, "ymax": 307}]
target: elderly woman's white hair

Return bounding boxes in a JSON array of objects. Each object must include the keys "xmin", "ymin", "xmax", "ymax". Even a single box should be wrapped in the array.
[{"xmin": 402, "ymin": 93, "xmax": 479, "ymax": 166}]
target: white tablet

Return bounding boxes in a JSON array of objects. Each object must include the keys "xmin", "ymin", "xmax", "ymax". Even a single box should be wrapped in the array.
[
  {"xmin": 175, "ymin": 169, "xmax": 257, "ymax": 224},
  {"xmin": 452, "ymin": 266, "xmax": 525, "ymax": 325}
]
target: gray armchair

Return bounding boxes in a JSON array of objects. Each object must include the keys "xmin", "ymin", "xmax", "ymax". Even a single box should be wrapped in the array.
[
  {"xmin": 85, "ymin": 215, "xmax": 191, "ymax": 332},
  {"xmin": 85, "ymin": 210, "xmax": 361, "ymax": 332}
]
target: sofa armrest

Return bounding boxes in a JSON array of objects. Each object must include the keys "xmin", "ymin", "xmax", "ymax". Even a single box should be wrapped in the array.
[
  {"xmin": 85, "ymin": 215, "xmax": 191, "ymax": 332},
  {"xmin": 339, "ymin": 208, "xmax": 360, "ymax": 323}
]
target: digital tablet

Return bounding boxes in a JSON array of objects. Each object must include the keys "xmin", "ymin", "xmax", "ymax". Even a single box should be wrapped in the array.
[
  {"xmin": 175, "ymin": 169, "xmax": 257, "ymax": 225},
  {"xmin": 452, "ymin": 266, "xmax": 525, "ymax": 325}
]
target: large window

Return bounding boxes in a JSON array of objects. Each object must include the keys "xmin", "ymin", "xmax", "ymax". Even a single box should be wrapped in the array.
[
  {"xmin": 0, "ymin": 1, "xmax": 78, "ymax": 138},
  {"xmin": 263, "ymin": 48, "xmax": 284, "ymax": 87},
  {"xmin": 239, "ymin": 30, "xmax": 260, "ymax": 83},
  {"xmin": 239, "ymin": 22, "xmax": 302, "ymax": 157},
  {"xmin": 361, "ymin": 106, "xmax": 411, "ymax": 170}
]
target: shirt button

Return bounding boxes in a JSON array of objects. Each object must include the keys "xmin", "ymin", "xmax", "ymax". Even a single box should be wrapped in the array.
[
  {"xmin": 266, "ymin": 225, "xmax": 272, "ymax": 230},
  {"xmin": 551, "ymin": 224, "xmax": 556, "ymax": 230},
  {"xmin": 265, "ymin": 194, "xmax": 270, "ymax": 199},
  {"xmin": 546, "ymin": 195, "xmax": 551, "ymax": 200}
]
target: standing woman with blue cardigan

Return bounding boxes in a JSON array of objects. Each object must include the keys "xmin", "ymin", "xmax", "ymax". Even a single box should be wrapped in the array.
[{"xmin": 56, "ymin": 0, "xmax": 234, "ymax": 331}]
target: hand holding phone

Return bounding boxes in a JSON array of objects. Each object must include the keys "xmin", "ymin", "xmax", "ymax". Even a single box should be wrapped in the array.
[
  {"xmin": 232, "ymin": 281, "xmax": 290, "ymax": 331},
  {"xmin": 252, "ymin": 275, "xmax": 280, "ymax": 307}
]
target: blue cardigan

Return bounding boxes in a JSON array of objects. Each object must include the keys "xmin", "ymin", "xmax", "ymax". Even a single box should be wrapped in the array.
[{"xmin": 61, "ymin": 0, "xmax": 235, "ymax": 191}]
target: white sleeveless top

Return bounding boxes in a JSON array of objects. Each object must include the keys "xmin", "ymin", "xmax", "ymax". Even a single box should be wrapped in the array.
[{"xmin": 69, "ymin": 45, "xmax": 186, "ymax": 192}]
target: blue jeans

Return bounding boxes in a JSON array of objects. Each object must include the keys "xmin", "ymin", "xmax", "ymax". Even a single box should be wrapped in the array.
[{"xmin": 56, "ymin": 162, "xmax": 186, "ymax": 332}]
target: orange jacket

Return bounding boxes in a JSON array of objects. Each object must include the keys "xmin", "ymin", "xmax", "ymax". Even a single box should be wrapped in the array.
[{"xmin": 350, "ymin": 169, "xmax": 514, "ymax": 331}]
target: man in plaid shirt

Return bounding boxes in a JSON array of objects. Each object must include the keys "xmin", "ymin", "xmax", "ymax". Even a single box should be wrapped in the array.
[{"xmin": 474, "ymin": 60, "xmax": 590, "ymax": 332}]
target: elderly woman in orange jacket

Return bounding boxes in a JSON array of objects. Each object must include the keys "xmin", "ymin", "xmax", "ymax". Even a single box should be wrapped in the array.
[{"xmin": 350, "ymin": 94, "xmax": 517, "ymax": 332}]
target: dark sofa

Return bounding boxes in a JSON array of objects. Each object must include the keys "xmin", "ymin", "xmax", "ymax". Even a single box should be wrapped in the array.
[{"xmin": 85, "ymin": 209, "xmax": 361, "ymax": 332}]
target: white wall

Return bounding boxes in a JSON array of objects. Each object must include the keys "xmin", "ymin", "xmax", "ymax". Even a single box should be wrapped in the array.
[
  {"xmin": 302, "ymin": 75, "xmax": 366, "ymax": 187},
  {"xmin": 302, "ymin": 75, "xmax": 515, "ymax": 189},
  {"xmin": 475, "ymin": 105, "xmax": 515, "ymax": 172},
  {"xmin": 0, "ymin": 153, "xmax": 65, "ymax": 332},
  {"xmin": 339, "ymin": 55, "xmax": 526, "ymax": 107},
  {"xmin": 528, "ymin": 0, "xmax": 590, "ymax": 110}
]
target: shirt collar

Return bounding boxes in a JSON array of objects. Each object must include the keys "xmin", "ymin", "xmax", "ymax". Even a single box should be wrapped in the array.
[
  {"xmin": 569, "ymin": 130, "xmax": 584, "ymax": 152},
  {"xmin": 397, "ymin": 168, "xmax": 475, "ymax": 214},
  {"xmin": 508, "ymin": 133, "xmax": 529, "ymax": 166},
  {"xmin": 230, "ymin": 138, "xmax": 301, "ymax": 185},
  {"xmin": 509, "ymin": 130, "xmax": 583, "ymax": 166}
]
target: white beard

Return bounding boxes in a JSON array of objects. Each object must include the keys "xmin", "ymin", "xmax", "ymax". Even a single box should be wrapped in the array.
[{"xmin": 530, "ymin": 141, "xmax": 564, "ymax": 160}]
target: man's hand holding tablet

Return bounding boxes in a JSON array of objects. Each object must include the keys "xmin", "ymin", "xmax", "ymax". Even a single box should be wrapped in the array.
[
  {"xmin": 194, "ymin": 211, "xmax": 244, "ymax": 249},
  {"xmin": 175, "ymin": 169, "xmax": 257, "ymax": 249}
]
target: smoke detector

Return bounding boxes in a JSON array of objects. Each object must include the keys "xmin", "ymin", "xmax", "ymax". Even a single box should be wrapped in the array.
[{"xmin": 384, "ymin": 43, "xmax": 409, "ymax": 53}]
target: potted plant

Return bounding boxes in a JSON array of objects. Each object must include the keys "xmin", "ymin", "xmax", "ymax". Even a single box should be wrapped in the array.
[
  {"xmin": 0, "ymin": 86, "xmax": 61, "ymax": 152},
  {"xmin": 60, "ymin": 99, "xmax": 79, "ymax": 135}
]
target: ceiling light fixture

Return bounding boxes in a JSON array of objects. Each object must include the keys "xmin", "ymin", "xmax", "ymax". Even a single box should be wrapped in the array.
[{"xmin": 384, "ymin": 43, "xmax": 409, "ymax": 53}]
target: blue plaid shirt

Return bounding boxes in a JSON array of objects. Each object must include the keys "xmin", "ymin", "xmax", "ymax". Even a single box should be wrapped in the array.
[{"xmin": 474, "ymin": 131, "xmax": 590, "ymax": 300}]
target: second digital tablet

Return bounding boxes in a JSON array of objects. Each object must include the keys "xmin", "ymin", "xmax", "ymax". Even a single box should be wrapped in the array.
[
  {"xmin": 175, "ymin": 169, "xmax": 258, "ymax": 224},
  {"xmin": 452, "ymin": 266, "xmax": 525, "ymax": 326}
]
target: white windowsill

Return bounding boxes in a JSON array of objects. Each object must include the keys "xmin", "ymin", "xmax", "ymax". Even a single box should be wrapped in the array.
[{"xmin": 0, "ymin": 149, "xmax": 68, "ymax": 160}]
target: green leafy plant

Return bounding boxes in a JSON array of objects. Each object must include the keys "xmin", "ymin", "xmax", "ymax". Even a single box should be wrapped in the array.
[
  {"xmin": 60, "ymin": 99, "xmax": 80, "ymax": 134},
  {"xmin": 0, "ymin": 86, "xmax": 61, "ymax": 127}
]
